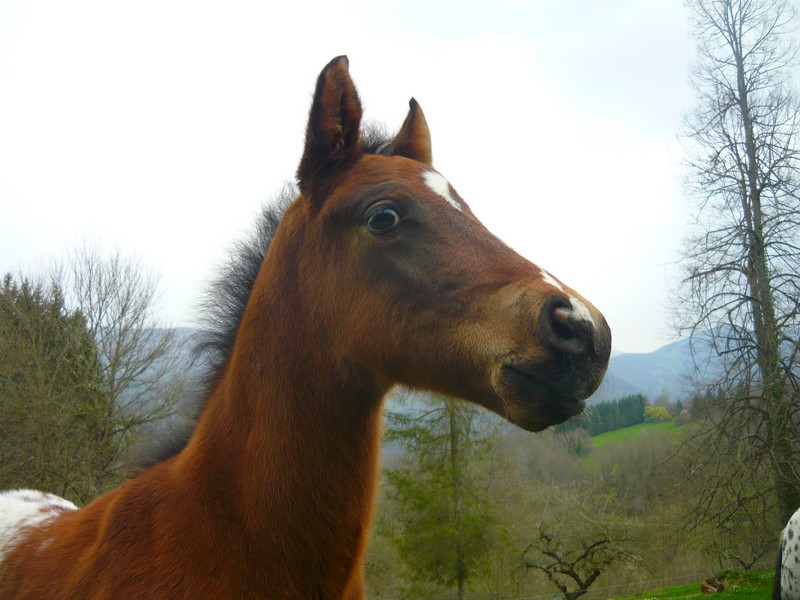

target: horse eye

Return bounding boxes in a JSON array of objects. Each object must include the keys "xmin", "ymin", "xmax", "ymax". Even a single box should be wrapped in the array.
[{"xmin": 365, "ymin": 205, "xmax": 402, "ymax": 235}]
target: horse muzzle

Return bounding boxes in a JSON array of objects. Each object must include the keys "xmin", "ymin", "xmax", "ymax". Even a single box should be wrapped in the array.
[{"xmin": 493, "ymin": 294, "xmax": 612, "ymax": 431}]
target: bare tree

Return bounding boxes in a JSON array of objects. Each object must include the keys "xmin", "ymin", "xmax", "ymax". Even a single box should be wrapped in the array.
[
  {"xmin": 56, "ymin": 242, "xmax": 184, "ymax": 496},
  {"xmin": 678, "ymin": 415, "xmax": 778, "ymax": 571},
  {"xmin": 515, "ymin": 480, "xmax": 641, "ymax": 600},
  {"xmin": 677, "ymin": 0, "xmax": 800, "ymax": 525},
  {"xmin": 522, "ymin": 526, "xmax": 638, "ymax": 600}
]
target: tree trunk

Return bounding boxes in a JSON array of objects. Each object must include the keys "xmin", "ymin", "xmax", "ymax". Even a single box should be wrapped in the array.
[
  {"xmin": 448, "ymin": 401, "xmax": 467, "ymax": 600},
  {"xmin": 732, "ymin": 10, "xmax": 800, "ymax": 523}
]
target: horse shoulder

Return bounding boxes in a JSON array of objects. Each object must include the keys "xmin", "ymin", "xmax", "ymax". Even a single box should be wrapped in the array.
[{"xmin": 0, "ymin": 473, "xmax": 181, "ymax": 597}]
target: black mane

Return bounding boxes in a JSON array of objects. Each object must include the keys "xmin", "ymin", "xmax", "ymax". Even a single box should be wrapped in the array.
[
  {"xmin": 132, "ymin": 123, "xmax": 395, "ymax": 471},
  {"xmin": 194, "ymin": 186, "xmax": 293, "ymax": 383},
  {"xmin": 196, "ymin": 121, "xmax": 394, "ymax": 398}
]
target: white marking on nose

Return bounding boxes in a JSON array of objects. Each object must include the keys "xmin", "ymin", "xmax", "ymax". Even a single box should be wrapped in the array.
[
  {"xmin": 568, "ymin": 295, "xmax": 594, "ymax": 325},
  {"xmin": 540, "ymin": 270, "xmax": 595, "ymax": 326},
  {"xmin": 540, "ymin": 270, "xmax": 564, "ymax": 292},
  {"xmin": 424, "ymin": 171, "xmax": 461, "ymax": 211}
]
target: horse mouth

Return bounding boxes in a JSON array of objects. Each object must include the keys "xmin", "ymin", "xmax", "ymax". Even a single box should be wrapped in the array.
[{"xmin": 496, "ymin": 363, "xmax": 589, "ymax": 431}]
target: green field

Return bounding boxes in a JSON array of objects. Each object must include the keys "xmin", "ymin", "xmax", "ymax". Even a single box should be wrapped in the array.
[
  {"xmin": 615, "ymin": 571, "xmax": 774, "ymax": 600},
  {"xmin": 587, "ymin": 423, "xmax": 774, "ymax": 600},
  {"xmin": 591, "ymin": 420, "xmax": 683, "ymax": 449}
]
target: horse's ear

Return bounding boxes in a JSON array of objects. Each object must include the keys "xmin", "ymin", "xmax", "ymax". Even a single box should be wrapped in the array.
[
  {"xmin": 297, "ymin": 56, "xmax": 363, "ymax": 202},
  {"xmin": 392, "ymin": 98, "xmax": 432, "ymax": 166}
]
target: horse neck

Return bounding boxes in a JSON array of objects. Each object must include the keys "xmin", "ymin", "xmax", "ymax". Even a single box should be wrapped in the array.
[{"xmin": 175, "ymin": 277, "xmax": 386, "ymax": 580}]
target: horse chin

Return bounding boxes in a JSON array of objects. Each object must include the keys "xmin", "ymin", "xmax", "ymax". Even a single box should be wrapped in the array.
[
  {"xmin": 493, "ymin": 363, "xmax": 591, "ymax": 432},
  {"xmin": 505, "ymin": 399, "xmax": 586, "ymax": 432}
]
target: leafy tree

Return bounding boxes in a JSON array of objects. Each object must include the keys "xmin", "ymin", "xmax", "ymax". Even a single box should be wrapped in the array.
[
  {"xmin": 0, "ymin": 274, "xmax": 102, "ymax": 501},
  {"xmin": 0, "ymin": 245, "xmax": 182, "ymax": 503},
  {"xmin": 383, "ymin": 391, "xmax": 501, "ymax": 600},
  {"xmin": 677, "ymin": 0, "xmax": 800, "ymax": 525},
  {"xmin": 644, "ymin": 406, "xmax": 672, "ymax": 422}
]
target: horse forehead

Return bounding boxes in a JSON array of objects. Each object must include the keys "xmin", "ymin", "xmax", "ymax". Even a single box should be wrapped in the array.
[
  {"xmin": 422, "ymin": 171, "xmax": 462, "ymax": 212},
  {"xmin": 351, "ymin": 157, "xmax": 463, "ymax": 212}
]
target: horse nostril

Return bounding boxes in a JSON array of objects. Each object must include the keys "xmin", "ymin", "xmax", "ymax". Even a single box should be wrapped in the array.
[
  {"xmin": 539, "ymin": 295, "xmax": 595, "ymax": 357},
  {"xmin": 552, "ymin": 306, "xmax": 578, "ymax": 340}
]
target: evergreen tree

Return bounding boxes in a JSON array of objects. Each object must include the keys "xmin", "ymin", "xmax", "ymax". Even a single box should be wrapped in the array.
[
  {"xmin": 383, "ymin": 391, "xmax": 500, "ymax": 599},
  {"xmin": 0, "ymin": 247, "xmax": 182, "ymax": 504},
  {"xmin": 0, "ymin": 274, "xmax": 102, "ymax": 501},
  {"xmin": 557, "ymin": 395, "xmax": 645, "ymax": 437}
]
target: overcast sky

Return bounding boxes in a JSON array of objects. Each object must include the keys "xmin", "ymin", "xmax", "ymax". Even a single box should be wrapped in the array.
[{"xmin": 0, "ymin": 0, "xmax": 699, "ymax": 353}]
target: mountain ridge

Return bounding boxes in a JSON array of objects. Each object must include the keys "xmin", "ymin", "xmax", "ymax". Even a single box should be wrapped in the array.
[{"xmin": 588, "ymin": 337, "xmax": 701, "ymax": 404}]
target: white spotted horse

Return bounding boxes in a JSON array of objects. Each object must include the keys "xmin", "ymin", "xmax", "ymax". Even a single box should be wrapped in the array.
[
  {"xmin": 0, "ymin": 56, "xmax": 611, "ymax": 599},
  {"xmin": 776, "ymin": 508, "xmax": 800, "ymax": 600}
]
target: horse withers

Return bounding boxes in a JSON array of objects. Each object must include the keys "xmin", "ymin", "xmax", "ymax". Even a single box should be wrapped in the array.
[{"xmin": 0, "ymin": 56, "xmax": 611, "ymax": 599}]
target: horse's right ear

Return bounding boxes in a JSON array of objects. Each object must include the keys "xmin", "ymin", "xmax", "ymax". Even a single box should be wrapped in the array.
[{"xmin": 297, "ymin": 56, "xmax": 363, "ymax": 204}]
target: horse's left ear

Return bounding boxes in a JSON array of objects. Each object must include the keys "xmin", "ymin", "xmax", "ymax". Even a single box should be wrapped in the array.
[
  {"xmin": 297, "ymin": 56, "xmax": 363, "ymax": 202},
  {"xmin": 392, "ymin": 98, "xmax": 433, "ymax": 166}
]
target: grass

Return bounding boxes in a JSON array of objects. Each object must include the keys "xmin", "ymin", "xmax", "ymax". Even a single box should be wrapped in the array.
[
  {"xmin": 614, "ymin": 571, "xmax": 774, "ymax": 600},
  {"xmin": 591, "ymin": 420, "xmax": 682, "ymax": 449},
  {"xmin": 576, "ymin": 424, "xmax": 773, "ymax": 600}
]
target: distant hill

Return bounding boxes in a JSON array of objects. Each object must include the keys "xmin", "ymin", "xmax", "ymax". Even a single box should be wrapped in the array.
[{"xmin": 588, "ymin": 336, "xmax": 721, "ymax": 404}]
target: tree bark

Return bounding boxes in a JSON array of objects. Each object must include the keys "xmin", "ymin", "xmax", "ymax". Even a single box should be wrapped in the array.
[{"xmin": 729, "ymin": 0, "xmax": 800, "ymax": 524}]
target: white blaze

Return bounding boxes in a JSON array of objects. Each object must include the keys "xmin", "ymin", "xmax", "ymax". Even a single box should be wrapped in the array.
[
  {"xmin": 423, "ymin": 171, "xmax": 461, "ymax": 211},
  {"xmin": 540, "ymin": 270, "xmax": 564, "ymax": 292}
]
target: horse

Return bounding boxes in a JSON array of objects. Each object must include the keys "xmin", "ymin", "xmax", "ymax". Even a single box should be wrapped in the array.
[
  {"xmin": 775, "ymin": 508, "xmax": 800, "ymax": 600},
  {"xmin": 0, "ymin": 56, "xmax": 611, "ymax": 599}
]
